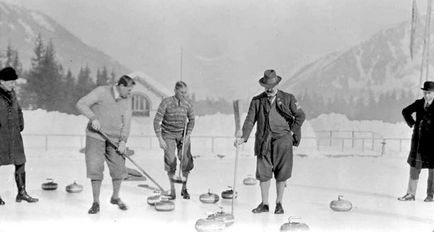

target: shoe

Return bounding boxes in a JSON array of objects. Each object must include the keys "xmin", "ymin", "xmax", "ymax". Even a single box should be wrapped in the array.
[
  {"xmin": 0, "ymin": 196, "xmax": 4, "ymax": 205},
  {"xmin": 424, "ymin": 195, "xmax": 434, "ymax": 202},
  {"xmin": 397, "ymin": 193, "xmax": 415, "ymax": 201},
  {"xmin": 15, "ymin": 172, "xmax": 38, "ymax": 203},
  {"xmin": 252, "ymin": 202, "xmax": 269, "ymax": 213},
  {"xmin": 274, "ymin": 202, "xmax": 284, "ymax": 214},
  {"xmin": 164, "ymin": 190, "xmax": 176, "ymax": 200},
  {"xmin": 88, "ymin": 202, "xmax": 100, "ymax": 214},
  {"xmin": 181, "ymin": 188, "xmax": 190, "ymax": 200},
  {"xmin": 110, "ymin": 198, "xmax": 128, "ymax": 210}
]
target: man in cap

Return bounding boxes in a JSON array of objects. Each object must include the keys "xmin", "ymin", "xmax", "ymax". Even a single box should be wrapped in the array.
[
  {"xmin": 0, "ymin": 67, "xmax": 39, "ymax": 205},
  {"xmin": 399, "ymin": 81, "xmax": 434, "ymax": 202},
  {"xmin": 234, "ymin": 69, "xmax": 305, "ymax": 214},
  {"xmin": 154, "ymin": 81, "xmax": 195, "ymax": 200},
  {"xmin": 76, "ymin": 75, "xmax": 135, "ymax": 214}
]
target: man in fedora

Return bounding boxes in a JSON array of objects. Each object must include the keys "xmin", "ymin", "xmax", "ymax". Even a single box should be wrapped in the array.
[
  {"xmin": 399, "ymin": 81, "xmax": 434, "ymax": 202},
  {"xmin": 0, "ymin": 67, "xmax": 39, "ymax": 205},
  {"xmin": 234, "ymin": 69, "xmax": 305, "ymax": 214}
]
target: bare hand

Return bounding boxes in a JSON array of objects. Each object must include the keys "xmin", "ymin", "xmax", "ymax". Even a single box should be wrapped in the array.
[
  {"xmin": 117, "ymin": 141, "xmax": 126, "ymax": 154},
  {"xmin": 233, "ymin": 137, "xmax": 245, "ymax": 147},
  {"xmin": 158, "ymin": 137, "xmax": 167, "ymax": 150},
  {"xmin": 91, "ymin": 119, "xmax": 101, "ymax": 131}
]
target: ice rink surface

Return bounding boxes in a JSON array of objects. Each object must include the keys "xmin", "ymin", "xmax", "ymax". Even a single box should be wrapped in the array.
[{"xmin": 1, "ymin": 148, "xmax": 433, "ymax": 232}]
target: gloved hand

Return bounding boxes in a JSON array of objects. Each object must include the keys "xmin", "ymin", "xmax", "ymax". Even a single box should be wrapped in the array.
[
  {"xmin": 117, "ymin": 141, "xmax": 126, "ymax": 154},
  {"xmin": 91, "ymin": 119, "xmax": 101, "ymax": 131},
  {"xmin": 292, "ymin": 134, "xmax": 300, "ymax": 147},
  {"xmin": 233, "ymin": 137, "xmax": 246, "ymax": 147}
]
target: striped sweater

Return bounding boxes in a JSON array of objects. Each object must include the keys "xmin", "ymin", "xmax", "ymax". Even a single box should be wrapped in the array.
[{"xmin": 153, "ymin": 96, "xmax": 195, "ymax": 137}]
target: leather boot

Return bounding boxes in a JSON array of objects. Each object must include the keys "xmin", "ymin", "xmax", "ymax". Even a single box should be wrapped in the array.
[
  {"xmin": 15, "ymin": 172, "xmax": 39, "ymax": 203},
  {"xmin": 0, "ymin": 196, "xmax": 4, "ymax": 205}
]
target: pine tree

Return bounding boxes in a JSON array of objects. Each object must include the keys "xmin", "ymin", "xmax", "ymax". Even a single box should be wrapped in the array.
[
  {"xmin": 75, "ymin": 65, "xmax": 95, "ymax": 101},
  {"xmin": 96, "ymin": 66, "xmax": 109, "ymax": 86}
]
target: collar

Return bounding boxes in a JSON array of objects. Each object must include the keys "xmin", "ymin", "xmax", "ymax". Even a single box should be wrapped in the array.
[{"xmin": 112, "ymin": 85, "xmax": 121, "ymax": 100}]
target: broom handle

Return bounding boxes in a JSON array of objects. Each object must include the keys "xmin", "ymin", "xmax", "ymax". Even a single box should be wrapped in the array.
[
  {"xmin": 178, "ymin": 117, "xmax": 189, "ymax": 177},
  {"xmin": 97, "ymin": 130, "xmax": 166, "ymax": 193},
  {"xmin": 231, "ymin": 100, "xmax": 242, "ymax": 216}
]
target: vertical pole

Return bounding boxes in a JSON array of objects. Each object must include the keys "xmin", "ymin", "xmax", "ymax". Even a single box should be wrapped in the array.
[
  {"xmin": 329, "ymin": 131, "xmax": 333, "ymax": 146},
  {"xmin": 180, "ymin": 47, "xmax": 183, "ymax": 81},
  {"xmin": 45, "ymin": 135, "xmax": 48, "ymax": 151}
]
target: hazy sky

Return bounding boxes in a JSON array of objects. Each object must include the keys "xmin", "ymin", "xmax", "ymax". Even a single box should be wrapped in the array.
[{"xmin": 3, "ymin": 0, "xmax": 416, "ymax": 98}]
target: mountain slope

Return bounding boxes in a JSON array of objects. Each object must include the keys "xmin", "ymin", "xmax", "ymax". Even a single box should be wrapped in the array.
[
  {"xmin": 0, "ymin": 1, "xmax": 129, "ymax": 75},
  {"xmin": 280, "ymin": 20, "xmax": 425, "ymax": 101}
]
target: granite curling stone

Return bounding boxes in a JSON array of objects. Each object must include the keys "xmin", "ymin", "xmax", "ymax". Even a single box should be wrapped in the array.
[
  {"xmin": 41, "ymin": 178, "xmax": 58, "ymax": 191},
  {"xmin": 199, "ymin": 189, "xmax": 220, "ymax": 204},
  {"xmin": 280, "ymin": 217, "xmax": 310, "ymax": 231},
  {"xmin": 330, "ymin": 195, "xmax": 352, "ymax": 212},
  {"xmin": 65, "ymin": 181, "xmax": 83, "ymax": 193}
]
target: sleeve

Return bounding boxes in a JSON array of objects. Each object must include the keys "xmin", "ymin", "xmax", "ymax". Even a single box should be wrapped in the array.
[
  {"xmin": 402, "ymin": 100, "xmax": 418, "ymax": 127},
  {"xmin": 76, "ymin": 86, "xmax": 103, "ymax": 120},
  {"xmin": 289, "ymin": 95, "xmax": 306, "ymax": 146},
  {"xmin": 153, "ymin": 99, "xmax": 167, "ymax": 137},
  {"xmin": 241, "ymin": 99, "xmax": 258, "ymax": 142},
  {"xmin": 18, "ymin": 102, "xmax": 24, "ymax": 132},
  {"xmin": 120, "ymin": 100, "xmax": 132, "ymax": 142},
  {"xmin": 186, "ymin": 103, "xmax": 195, "ymax": 136}
]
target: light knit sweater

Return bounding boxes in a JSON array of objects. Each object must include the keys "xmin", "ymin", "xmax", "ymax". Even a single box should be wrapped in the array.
[{"xmin": 76, "ymin": 85, "xmax": 132, "ymax": 143}]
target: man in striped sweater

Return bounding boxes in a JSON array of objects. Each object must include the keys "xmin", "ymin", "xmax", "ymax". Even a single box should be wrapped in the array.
[
  {"xmin": 154, "ymin": 81, "xmax": 195, "ymax": 200},
  {"xmin": 76, "ymin": 75, "xmax": 135, "ymax": 214}
]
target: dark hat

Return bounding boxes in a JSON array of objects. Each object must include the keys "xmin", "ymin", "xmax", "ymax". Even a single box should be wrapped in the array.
[
  {"xmin": 0, "ymin": 67, "xmax": 18, "ymax": 81},
  {"xmin": 259, "ymin": 69, "xmax": 282, "ymax": 88},
  {"xmin": 421, "ymin": 81, "xmax": 434, "ymax": 91}
]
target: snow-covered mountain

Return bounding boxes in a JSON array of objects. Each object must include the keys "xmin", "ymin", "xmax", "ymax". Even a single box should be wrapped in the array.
[
  {"xmin": 280, "ymin": 20, "xmax": 425, "ymax": 101},
  {"xmin": 0, "ymin": 1, "xmax": 129, "ymax": 75}
]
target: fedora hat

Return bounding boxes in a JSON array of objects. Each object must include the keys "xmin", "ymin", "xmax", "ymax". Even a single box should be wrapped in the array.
[
  {"xmin": 0, "ymin": 67, "xmax": 18, "ymax": 81},
  {"xmin": 259, "ymin": 69, "xmax": 282, "ymax": 88},
  {"xmin": 421, "ymin": 81, "xmax": 434, "ymax": 91}
]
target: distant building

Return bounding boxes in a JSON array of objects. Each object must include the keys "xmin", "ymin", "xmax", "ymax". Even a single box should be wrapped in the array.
[{"xmin": 127, "ymin": 71, "xmax": 172, "ymax": 117}]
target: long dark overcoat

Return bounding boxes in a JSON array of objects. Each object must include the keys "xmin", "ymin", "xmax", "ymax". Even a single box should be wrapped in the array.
[
  {"xmin": 0, "ymin": 87, "xmax": 25, "ymax": 165},
  {"xmin": 402, "ymin": 98, "xmax": 434, "ymax": 169}
]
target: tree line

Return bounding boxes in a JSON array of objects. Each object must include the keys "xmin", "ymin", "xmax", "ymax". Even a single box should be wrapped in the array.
[
  {"xmin": 0, "ymin": 34, "xmax": 117, "ymax": 115},
  {"xmin": 0, "ymin": 35, "xmax": 417, "ymax": 122}
]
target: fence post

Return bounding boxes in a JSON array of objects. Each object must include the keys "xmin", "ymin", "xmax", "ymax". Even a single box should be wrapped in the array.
[
  {"xmin": 381, "ymin": 139, "xmax": 386, "ymax": 156},
  {"xmin": 329, "ymin": 131, "xmax": 333, "ymax": 146},
  {"xmin": 351, "ymin": 131, "xmax": 355, "ymax": 148},
  {"xmin": 399, "ymin": 139, "xmax": 402, "ymax": 152},
  {"xmin": 341, "ymin": 138, "xmax": 345, "ymax": 151},
  {"xmin": 362, "ymin": 139, "xmax": 365, "ymax": 152},
  {"xmin": 149, "ymin": 137, "xmax": 152, "ymax": 149},
  {"xmin": 45, "ymin": 135, "xmax": 48, "ymax": 151},
  {"xmin": 211, "ymin": 137, "xmax": 215, "ymax": 153},
  {"xmin": 371, "ymin": 133, "xmax": 375, "ymax": 150}
]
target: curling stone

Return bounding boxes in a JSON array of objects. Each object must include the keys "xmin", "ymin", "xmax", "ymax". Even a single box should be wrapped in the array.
[
  {"xmin": 126, "ymin": 167, "xmax": 142, "ymax": 177},
  {"xmin": 280, "ymin": 217, "xmax": 310, "ymax": 231},
  {"xmin": 195, "ymin": 217, "xmax": 226, "ymax": 232},
  {"xmin": 199, "ymin": 189, "xmax": 219, "ymax": 204},
  {"xmin": 242, "ymin": 175, "xmax": 257, "ymax": 186},
  {"xmin": 207, "ymin": 208, "xmax": 234, "ymax": 227},
  {"xmin": 330, "ymin": 195, "xmax": 352, "ymax": 212},
  {"xmin": 41, "ymin": 178, "xmax": 58, "ymax": 191},
  {"xmin": 65, "ymin": 181, "xmax": 83, "ymax": 193},
  {"xmin": 147, "ymin": 194, "xmax": 161, "ymax": 206},
  {"xmin": 154, "ymin": 197, "xmax": 175, "ymax": 211},
  {"xmin": 221, "ymin": 187, "xmax": 237, "ymax": 200}
]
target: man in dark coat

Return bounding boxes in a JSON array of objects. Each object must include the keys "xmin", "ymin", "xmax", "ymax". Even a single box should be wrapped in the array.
[
  {"xmin": 399, "ymin": 81, "xmax": 434, "ymax": 202},
  {"xmin": 0, "ymin": 67, "xmax": 38, "ymax": 205},
  {"xmin": 234, "ymin": 69, "xmax": 305, "ymax": 214}
]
